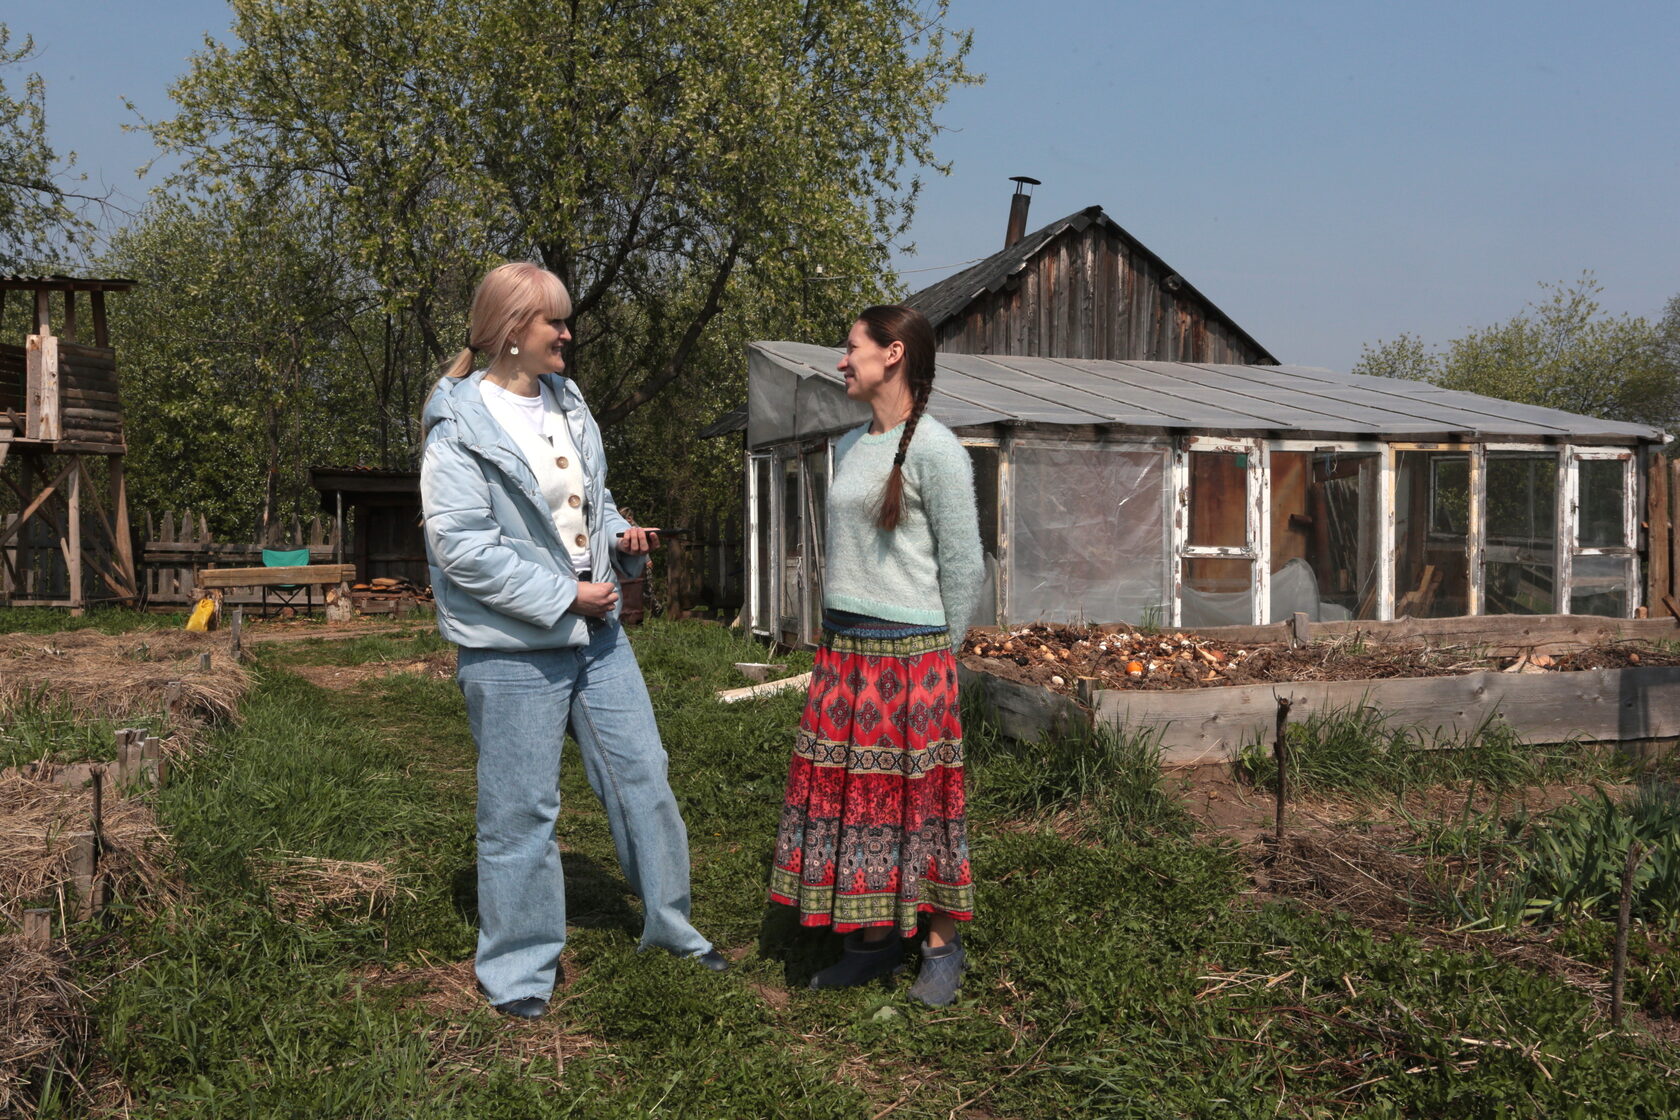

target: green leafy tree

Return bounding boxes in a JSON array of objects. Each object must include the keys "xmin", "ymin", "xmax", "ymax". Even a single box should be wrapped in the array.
[
  {"xmin": 153, "ymin": 0, "xmax": 973, "ymax": 425},
  {"xmin": 104, "ymin": 194, "xmax": 378, "ymax": 538},
  {"xmin": 1355, "ymin": 275, "xmax": 1679, "ymax": 430},
  {"xmin": 0, "ymin": 23, "xmax": 91, "ymax": 269}
]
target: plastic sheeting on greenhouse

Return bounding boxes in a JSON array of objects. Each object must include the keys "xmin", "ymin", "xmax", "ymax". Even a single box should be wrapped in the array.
[{"xmin": 1008, "ymin": 443, "xmax": 1170, "ymax": 625}]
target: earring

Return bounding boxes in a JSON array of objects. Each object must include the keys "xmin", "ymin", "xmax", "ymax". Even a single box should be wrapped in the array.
[{"xmin": 509, "ymin": 345, "xmax": 520, "ymax": 356}]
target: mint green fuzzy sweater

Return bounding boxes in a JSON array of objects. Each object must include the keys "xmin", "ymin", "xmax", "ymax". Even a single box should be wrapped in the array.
[{"xmin": 822, "ymin": 416, "xmax": 984, "ymax": 644}]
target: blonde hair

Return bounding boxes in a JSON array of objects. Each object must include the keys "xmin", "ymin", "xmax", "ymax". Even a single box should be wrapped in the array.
[{"xmin": 439, "ymin": 262, "xmax": 574, "ymax": 381}]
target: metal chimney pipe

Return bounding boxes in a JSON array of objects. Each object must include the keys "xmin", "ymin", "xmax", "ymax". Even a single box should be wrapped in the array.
[{"xmin": 1005, "ymin": 176, "xmax": 1040, "ymax": 248}]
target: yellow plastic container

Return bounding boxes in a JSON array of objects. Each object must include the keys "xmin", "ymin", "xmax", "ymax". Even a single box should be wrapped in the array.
[{"xmin": 185, "ymin": 597, "xmax": 216, "ymax": 632}]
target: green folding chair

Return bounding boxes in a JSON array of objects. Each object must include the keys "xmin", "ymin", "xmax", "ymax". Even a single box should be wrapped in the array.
[{"xmin": 261, "ymin": 547, "xmax": 314, "ymax": 618}]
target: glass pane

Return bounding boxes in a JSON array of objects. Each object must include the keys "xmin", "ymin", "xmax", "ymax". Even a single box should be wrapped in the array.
[
  {"xmin": 967, "ymin": 446, "xmax": 1000, "ymax": 628},
  {"xmin": 753, "ymin": 457, "xmax": 771, "ymax": 629},
  {"xmin": 1188, "ymin": 452, "xmax": 1247, "ymax": 548},
  {"xmin": 1578, "ymin": 459, "xmax": 1627, "ymax": 548},
  {"xmin": 1269, "ymin": 451, "xmax": 1378, "ymax": 621},
  {"xmin": 1395, "ymin": 451, "xmax": 1468, "ymax": 617},
  {"xmin": 1484, "ymin": 453, "xmax": 1556, "ymax": 615},
  {"xmin": 1008, "ymin": 444, "xmax": 1169, "ymax": 625},
  {"xmin": 1570, "ymin": 553, "xmax": 1630, "ymax": 617}
]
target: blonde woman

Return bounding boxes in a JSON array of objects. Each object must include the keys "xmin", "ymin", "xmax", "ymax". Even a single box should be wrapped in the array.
[{"xmin": 421, "ymin": 262, "xmax": 727, "ymax": 1020}]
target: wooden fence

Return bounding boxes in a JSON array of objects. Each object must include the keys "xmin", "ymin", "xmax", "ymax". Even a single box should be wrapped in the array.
[{"xmin": 140, "ymin": 511, "xmax": 341, "ymax": 606}]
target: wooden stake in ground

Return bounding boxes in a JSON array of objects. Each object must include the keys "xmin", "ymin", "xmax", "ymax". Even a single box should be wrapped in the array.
[
  {"xmin": 1273, "ymin": 696, "xmax": 1292, "ymax": 843},
  {"xmin": 22, "ymin": 908, "xmax": 52, "ymax": 947},
  {"xmin": 1611, "ymin": 839, "xmax": 1646, "ymax": 1030}
]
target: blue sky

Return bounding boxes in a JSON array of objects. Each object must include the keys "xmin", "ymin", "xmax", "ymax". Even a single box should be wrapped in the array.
[{"xmin": 9, "ymin": 0, "xmax": 1678, "ymax": 370}]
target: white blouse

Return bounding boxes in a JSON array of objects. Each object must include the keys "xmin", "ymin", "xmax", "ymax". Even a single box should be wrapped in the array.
[{"xmin": 478, "ymin": 379, "xmax": 592, "ymax": 569}]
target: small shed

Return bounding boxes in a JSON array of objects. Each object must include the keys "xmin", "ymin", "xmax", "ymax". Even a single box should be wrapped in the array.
[
  {"xmin": 308, "ymin": 467, "xmax": 427, "ymax": 587},
  {"xmin": 743, "ymin": 342, "xmax": 1666, "ymax": 647}
]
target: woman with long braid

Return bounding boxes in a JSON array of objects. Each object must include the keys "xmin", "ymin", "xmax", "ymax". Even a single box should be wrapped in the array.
[{"xmin": 769, "ymin": 305, "xmax": 983, "ymax": 1005}]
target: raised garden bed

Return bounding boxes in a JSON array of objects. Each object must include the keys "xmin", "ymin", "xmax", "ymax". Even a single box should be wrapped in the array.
[{"xmin": 960, "ymin": 614, "xmax": 1680, "ymax": 765}]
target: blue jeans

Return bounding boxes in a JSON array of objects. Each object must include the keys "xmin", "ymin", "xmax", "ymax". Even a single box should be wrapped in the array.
[{"xmin": 457, "ymin": 621, "xmax": 711, "ymax": 1004}]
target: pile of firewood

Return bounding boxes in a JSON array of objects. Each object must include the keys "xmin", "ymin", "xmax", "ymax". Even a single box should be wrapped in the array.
[{"xmin": 350, "ymin": 577, "xmax": 434, "ymax": 605}]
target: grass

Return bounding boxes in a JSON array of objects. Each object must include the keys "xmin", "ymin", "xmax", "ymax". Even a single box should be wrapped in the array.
[
  {"xmin": 0, "ymin": 691, "xmax": 150, "ymax": 769},
  {"xmin": 1236, "ymin": 702, "xmax": 1616, "ymax": 802},
  {"xmin": 0, "ymin": 607, "xmax": 188, "ymax": 634},
  {"xmin": 1450, "ymin": 782, "xmax": 1680, "ymax": 933},
  {"xmin": 10, "ymin": 617, "xmax": 1675, "ymax": 1117}
]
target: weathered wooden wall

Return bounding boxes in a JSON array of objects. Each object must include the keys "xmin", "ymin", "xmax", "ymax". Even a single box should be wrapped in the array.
[
  {"xmin": 933, "ymin": 221, "xmax": 1272, "ymax": 364},
  {"xmin": 1649, "ymin": 454, "xmax": 1678, "ymax": 619}
]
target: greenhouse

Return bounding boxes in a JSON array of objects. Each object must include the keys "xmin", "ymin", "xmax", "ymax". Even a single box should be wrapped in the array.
[{"xmin": 742, "ymin": 341, "xmax": 1666, "ymax": 647}]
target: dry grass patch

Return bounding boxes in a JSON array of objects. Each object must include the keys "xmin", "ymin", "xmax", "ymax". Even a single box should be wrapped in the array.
[
  {"xmin": 0, "ymin": 770, "xmax": 178, "ymax": 928},
  {"xmin": 0, "ymin": 936, "xmax": 89, "ymax": 1116},
  {"xmin": 0, "ymin": 630, "xmax": 251, "ymax": 725},
  {"xmin": 249, "ymin": 850, "xmax": 415, "ymax": 921},
  {"xmin": 353, "ymin": 956, "xmax": 602, "ymax": 1081},
  {"xmin": 287, "ymin": 651, "xmax": 456, "ymax": 693}
]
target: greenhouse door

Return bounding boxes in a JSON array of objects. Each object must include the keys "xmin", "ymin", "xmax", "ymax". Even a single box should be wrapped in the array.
[
  {"xmin": 1174, "ymin": 437, "xmax": 1267, "ymax": 627},
  {"xmin": 1561, "ymin": 449, "xmax": 1639, "ymax": 617}
]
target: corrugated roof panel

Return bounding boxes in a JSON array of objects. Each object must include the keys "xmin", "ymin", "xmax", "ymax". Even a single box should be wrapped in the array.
[{"xmin": 746, "ymin": 343, "xmax": 1667, "ymax": 445}]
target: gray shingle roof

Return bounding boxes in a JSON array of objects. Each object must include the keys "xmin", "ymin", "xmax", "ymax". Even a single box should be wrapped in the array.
[{"xmin": 747, "ymin": 341, "xmax": 1665, "ymax": 444}]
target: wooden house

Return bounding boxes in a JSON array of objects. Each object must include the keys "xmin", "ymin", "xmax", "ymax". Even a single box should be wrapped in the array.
[{"xmin": 905, "ymin": 186, "xmax": 1276, "ymax": 365}]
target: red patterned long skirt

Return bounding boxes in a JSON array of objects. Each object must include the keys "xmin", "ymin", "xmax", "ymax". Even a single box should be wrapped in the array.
[{"xmin": 769, "ymin": 610, "xmax": 974, "ymax": 935}]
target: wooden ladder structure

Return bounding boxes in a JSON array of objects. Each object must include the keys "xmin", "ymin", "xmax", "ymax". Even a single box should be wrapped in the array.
[{"xmin": 0, "ymin": 276, "xmax": 140, "ymax": 612}]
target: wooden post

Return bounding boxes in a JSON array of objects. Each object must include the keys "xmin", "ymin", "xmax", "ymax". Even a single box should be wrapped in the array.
[
  {"xmin": 90, "ymin": 764, "xmax": 104, "ymax": 850},
  {"xmin": 1290, "ymin": 611, "xmax": 1311, "ymax": 648},
  {"xmin": 22, "ymin": 908, "xmax": 53, "ymax": 948},
  {"xmin": 1273, "ymin": 696, "xmax": 1292, "ymax": 844},
  {"xmin": 1647, "ymin": 457, "xmax": 1668, "ymax": 612},
  {"xmin": 110, "ymin": 457, "xmax": 137, "ymax": 602},
  {"xmin": 231, "ymin": 606, "xmax": 243, "ymax": 659},
  {"xmin": 67, "ymin": 454, "xmax": 83, "ymax": 615},
  {"xmin": 141, "ymin": 735, "xmax": 165, "ymax": 788},
  {"xmin": 69, "ymin": 830, "xmax": 98, "ymax": 920},
  {"xmin": 1670, "ymin": 458, "xmax": 1680, "ymax": 616},
  {"xmin": 1075, "ymin": 676, "xmax": 1098, "ymax": 708},
  {"xmin": 90, "ymin": 290, "xmax": 109, "ymax": 348},
  {"xmin": 25, "ymin": 330, "xmax": 60, "ymax": 441},
  {"xmin": 1611, "ymin": 840, "xmax": 1645, "ymax": 1029},
  {"xmin": 198, "ymin": 651, "xmax": 212, "ymax": 672}
]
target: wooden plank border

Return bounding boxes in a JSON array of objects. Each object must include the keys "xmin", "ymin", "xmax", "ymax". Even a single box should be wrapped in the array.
[{"xmin": 1093, "ymin": 666, "xmax": 1680, "ymax": 765}]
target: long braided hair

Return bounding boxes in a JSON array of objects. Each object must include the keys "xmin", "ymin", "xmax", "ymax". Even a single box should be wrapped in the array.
[{"xmin": 858, "ymin": 305, "xmax": 937, "ymax": 531}]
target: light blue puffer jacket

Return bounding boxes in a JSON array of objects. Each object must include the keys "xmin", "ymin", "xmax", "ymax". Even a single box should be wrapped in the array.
[{"xmin": 419, "ymin": 369, "xmax": 646, "ymax": 650}]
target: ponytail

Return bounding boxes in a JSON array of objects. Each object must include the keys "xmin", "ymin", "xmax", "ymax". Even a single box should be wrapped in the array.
[{"xmin": 440, "ymin": 346, "xmax": 476, "ymax": 381}]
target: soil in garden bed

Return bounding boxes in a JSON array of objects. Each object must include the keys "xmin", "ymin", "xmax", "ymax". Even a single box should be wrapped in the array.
[{"xmin": 960, "ymin": 623, "xmax": 1680, "ymax": 696}]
